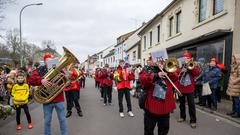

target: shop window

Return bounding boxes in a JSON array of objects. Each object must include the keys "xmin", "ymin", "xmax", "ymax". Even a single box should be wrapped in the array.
[{"xmin": 196, "ymin": 40, "xmax": 224, "ymax": 64}]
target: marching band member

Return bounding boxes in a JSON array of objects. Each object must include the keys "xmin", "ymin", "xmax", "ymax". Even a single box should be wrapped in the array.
[
  {"xmin": 176, "ymin": 52, "xmax": 200, "ymax": 128},
  {"xmin": 139, "ymin": 57, "xmax": 178, "ymax": 135},
  {"xmin": 28, "ymin": 54, "xmax": 67, "ymax": 135},
  {"xmin": 64, "ymin": 64, "xmax": 83, "ymax": 118},
  {"xmin": 114, "ymin": 60, "xmax": 135, "ymax": 118},
  {"xmin": 99, "ymin": 64, "xmax": 114, "ymax": 106}
]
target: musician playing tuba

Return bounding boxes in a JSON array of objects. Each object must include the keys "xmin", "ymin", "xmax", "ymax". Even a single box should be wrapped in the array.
[
  {"xmin": 176, "ymin": 52, "xmax": 200, "ymax": 129},
  {"xmin": 139, "ymin": 56, "xmax": 179, "ymax": 135},
  {"xmin": 28, "ymin": 53, "xmax": 68, "ymax": 135}
]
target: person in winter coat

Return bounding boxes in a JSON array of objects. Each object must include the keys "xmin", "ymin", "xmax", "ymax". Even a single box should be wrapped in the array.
[
  {"xmin": 202, "ymin": 58, "xmax": 222, "ymax": 111},
  {"xmin": 139, "ymin": 57, "xmax": 178, "ymax": 135}
]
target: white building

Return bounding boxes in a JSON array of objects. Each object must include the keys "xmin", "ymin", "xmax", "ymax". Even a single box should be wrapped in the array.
[
  {"xmin": 103, "ymin": 49, "xmax": 115, "ymax": 68},
  {"xmin": 124, "ymin": 24, "xmax": 146, "ymax": 65},
  {"xmin": 138, "ymin": 0, "xmax": 238, "ymax": 91},
  {"xmin": 114, "ymin": 31, "xmax": 136, "ymax": 66}
]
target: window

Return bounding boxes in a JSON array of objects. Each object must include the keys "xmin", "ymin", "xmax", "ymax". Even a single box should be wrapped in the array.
[
  {"xmin": 199, "ymin": 0, "xmax": 208, "ymax": 22},
  {"xmin": 176, "ymin": 11, "xmax": 181, "ymax": 33},
  {"xmin": 133, "ymin": 51, "xmax": 136, "ymax": 60},
  {"xmin": 149, "ymin": 31, "xmax": 152, "ymax": 47},
  {"xmin": 100, "ymin": 55, "xmax": 102, "ymax": 59},
  {"xmin": 143, "ymin": 36, "xmax": 146, "ymax": 50},
  {"xmin": 169, "ymin": 17, "xmax": 174, "ymax": 37},
  {"xmin": 143, "ymin": 58, "xmax": 145, "ymax": 66},
  {"xmin": 157, "ymin": 25, "xmax": 160, "ymax": 43},
  {"xmin": 213, "ymin": 0, "xmax": 224, "ymax": 15}
]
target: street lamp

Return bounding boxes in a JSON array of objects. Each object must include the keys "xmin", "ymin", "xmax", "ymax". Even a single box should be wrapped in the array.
[{"xmin": 19, "ymin": 3, "xmax": 43, "ymax": 67}]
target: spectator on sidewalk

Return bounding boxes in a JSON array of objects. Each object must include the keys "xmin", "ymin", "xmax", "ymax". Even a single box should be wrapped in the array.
[
  {"xmin": 202, "ymin": 58, "xmax": 222, "ymax": 111},
  {"xmin": 195, "ymin": 58, "xmax": 206, "ymax": 106},
  {"xmin": 12, "ymin": 73, "xmax": 32, "ymax": 130}
]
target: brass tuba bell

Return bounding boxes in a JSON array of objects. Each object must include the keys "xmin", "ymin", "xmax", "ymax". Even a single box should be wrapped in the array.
[{"xmin": 33, "ymin": 47, "xmax": 79, "ymax": 104}]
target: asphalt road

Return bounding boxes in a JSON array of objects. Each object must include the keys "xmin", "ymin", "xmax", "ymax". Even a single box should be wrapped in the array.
[{"xmin": 0, "ymin": 78, "xmax": 239, "ymax": 135}]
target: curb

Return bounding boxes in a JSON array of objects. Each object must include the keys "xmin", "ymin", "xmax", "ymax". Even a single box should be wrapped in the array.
[{"xmin": 195, "ymin": 105, "xmax": 240, "ymax": 125}]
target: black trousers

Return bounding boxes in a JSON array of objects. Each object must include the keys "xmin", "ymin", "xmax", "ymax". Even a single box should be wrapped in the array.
[
  {"xmin": 103, "ymin": 85, "xmax": 112, "ymax": 104},
  {"xmin": 144, "ymin": 111, "xmax": 170, "ymax": 135},
  {"xmin": 80, "ymin": 78, "xmax": 85, "ymax": 88},
  {"xmin": 15, "ymin": 104, "xmax": 31, "ymax": 125},
  {"xmin": 202, "ymin": 95, "xmax": 212, "ymax": 108},
  {"xmin": 95, "ymin": 81, "xmax": 100, "ymax": 88},
  {"xmin": 179, "ymin": 93, "xmax": 196, "ymax": 123},
  {"xmin": 118, "ymin": 88, "xmax": 132, "ymax": 112},
  {"xmin": 195, "ymin": 84, "xmax": 203, "ymax": 104},
  {"xmin": 65, "ymin": 90, "xmax": 82, "ymax": 112}
]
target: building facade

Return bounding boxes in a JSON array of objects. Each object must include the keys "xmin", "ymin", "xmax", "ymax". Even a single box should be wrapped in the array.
[{"xmin": 138, "ymin": 0, "xmax": 237, "ymax": 92}]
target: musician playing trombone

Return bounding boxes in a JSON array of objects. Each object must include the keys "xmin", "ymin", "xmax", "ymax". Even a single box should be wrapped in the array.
[
  {"xmin": 139, "ymin": 56, "xmax": 179, "ymax": 135},
  {"xmin": 176, "ymin": 52, "xmax": 200, "ymax": 129}
]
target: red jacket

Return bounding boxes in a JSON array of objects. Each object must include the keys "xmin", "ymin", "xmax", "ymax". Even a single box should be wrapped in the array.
[
  {"xmin": 95, "ymin": 68, "xmax": 101, "ymax": 82},
  {"xmin": 139, "ymin": 68, "xmax": 177, "ymax": 115},
  {"xmin": 64, "ymin": 68, "xmax": 80, "ymax": 92},
  {"xmin": 99, "ymin": 69, "xmax": 113, "ymax": 87},
  {"xmin": 28, "ymin": 66, "xmax": 64, "ymax": 103},
  {"xmin": 176, "ymin": 66, "xmax": 200, "ymax": 94},
  {"xmin": 116, "ymin": 67, "xmax": 134, "ymax": 90}
]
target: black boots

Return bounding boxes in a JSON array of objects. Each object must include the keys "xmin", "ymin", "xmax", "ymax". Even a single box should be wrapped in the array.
[
  {"xmin": 77, "ymin": 111, "xmax": 83, "ymax": 117},
  {"xmin": 65, "ymin": 111, "xmax": 72, "ymax": 118}
]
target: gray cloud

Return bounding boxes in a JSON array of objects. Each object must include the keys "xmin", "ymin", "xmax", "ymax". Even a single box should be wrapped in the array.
[{"xmin": 0, "ymin": 0, "xmax": 172, "ymax": 61}]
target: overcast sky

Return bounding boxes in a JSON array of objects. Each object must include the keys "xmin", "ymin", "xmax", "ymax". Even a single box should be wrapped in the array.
[{"xmin": 0, "ymin": 0, "xmax": 172, "ymax": 62}]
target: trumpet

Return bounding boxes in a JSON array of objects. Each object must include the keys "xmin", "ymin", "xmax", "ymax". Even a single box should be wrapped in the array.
[
  {"xmin": 156, "ymin": 57, "xmax": 182, "ymax": 96},
  {"xmin": 179, "ymin": 59, "xmax": 196, "ymax": 82}
]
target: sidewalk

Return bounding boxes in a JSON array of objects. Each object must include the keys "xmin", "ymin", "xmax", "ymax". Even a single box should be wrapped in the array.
[{"xmin": 195, "ymin": 99, "xmax": 240, "ymax": 124}]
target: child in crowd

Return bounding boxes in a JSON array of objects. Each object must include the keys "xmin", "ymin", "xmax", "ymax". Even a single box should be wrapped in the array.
[{"xmin": 11, "ymin": 73, "xmax": 33, "ymax": 130}]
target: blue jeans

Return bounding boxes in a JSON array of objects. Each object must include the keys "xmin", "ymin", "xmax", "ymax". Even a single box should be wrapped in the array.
[
  {"xmin": 43, "ymin": 102, "xmax": 68, "ymax": 135},
  {"xmin": 210, "ymin": 88, "xmax": 217, "ymax": 109},
  {"xmin": 232, "ymin": 96, "xmax": 240, "ymax": 114}
]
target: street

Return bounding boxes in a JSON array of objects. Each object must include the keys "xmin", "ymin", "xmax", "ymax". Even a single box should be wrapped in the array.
[{"xmin": 0, "ymin": 78, "xmax": 239, "ymax": 135}]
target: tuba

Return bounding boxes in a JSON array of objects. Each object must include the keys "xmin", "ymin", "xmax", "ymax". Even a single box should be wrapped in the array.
[{"xmin": 33, "ymin": 47, "xmax": 79, "ymax": 104}]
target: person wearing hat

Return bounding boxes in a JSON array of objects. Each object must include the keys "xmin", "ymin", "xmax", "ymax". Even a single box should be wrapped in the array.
[
  {"xmin": 202, "ymin": 58, "xmax": 222, "ymax": 112},
  {"xmin": 114, "ymin": 60, "xmax": 135, "ymax": 118},
  {"xmin": 139, "ymin": 56, "xmax": 178, "ymax": 135},
  {"xmin": 64, "ymin": 65, "xmax": 83, "ymax": 118},
  {"xmin": 176, "ymin": 52, "xmax": 200, "ymax": 128},
  {"xmin": 28, "ymin": 53, "xmax": 67, "ymax": 135}
]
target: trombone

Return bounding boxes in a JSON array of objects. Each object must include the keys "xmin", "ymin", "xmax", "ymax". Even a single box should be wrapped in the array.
[{"xmin": 156, "ymin": 57, "xmax": 182, "ymax": 96}]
